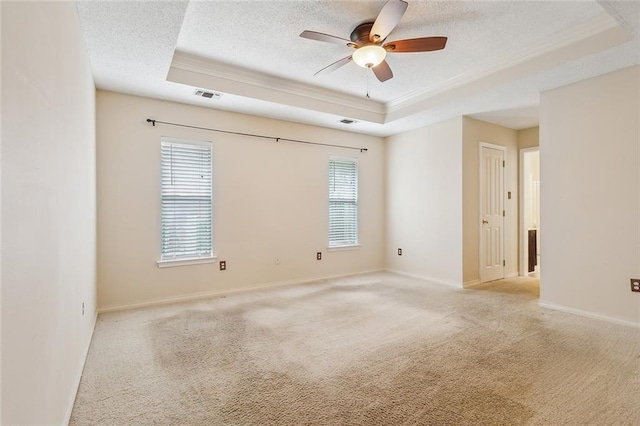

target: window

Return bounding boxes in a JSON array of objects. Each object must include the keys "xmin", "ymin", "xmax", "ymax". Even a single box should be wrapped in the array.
[
  {"xmin": 328, "ymin": 157, "xmax": 358, "ymax": 247},
  {"xmin": 160, "ymin": 138, "xmax": 213, "ymax": 264}
]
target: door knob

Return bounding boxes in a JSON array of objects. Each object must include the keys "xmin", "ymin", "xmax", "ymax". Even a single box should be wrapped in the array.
[{"xmin": 482, "ymin": 220, "xmax": 489, "ymax": 224}]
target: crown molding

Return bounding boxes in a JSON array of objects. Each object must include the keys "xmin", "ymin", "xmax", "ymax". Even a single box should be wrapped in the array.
[
  {"xmin": 169, "ymin": 51, "xmax": 385, "ymax": 123},
  {"xmin": 386, "ymin": 12, "xmax": 623, "ymax": 114}
]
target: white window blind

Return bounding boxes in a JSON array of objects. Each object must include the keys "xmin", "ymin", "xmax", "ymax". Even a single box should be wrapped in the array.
[
  {"xmin": 160, "ymin": 138, "xmax": 212, "ymax": 261},
  {"xmin": 329, "ymin": 157, "xmax": 358, "ymax": 247}
]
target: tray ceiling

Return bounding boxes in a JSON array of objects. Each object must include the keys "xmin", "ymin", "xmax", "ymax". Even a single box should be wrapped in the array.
[{"xmin": 76, "ymin": 0, "xmax": 640, "ymax": 136}]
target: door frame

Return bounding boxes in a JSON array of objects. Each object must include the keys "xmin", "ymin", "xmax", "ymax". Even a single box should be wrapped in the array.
[
  {"xmin": 479, "ymin": 142, "xmax": 506, "ymax": 283},
  {"xmin": 519, "ymin": 147, "xmax": 539, "ymax": 276}
]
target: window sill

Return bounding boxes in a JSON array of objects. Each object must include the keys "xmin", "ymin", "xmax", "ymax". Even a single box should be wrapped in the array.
[
  {"xmin": 157, "ymin": 256, "xmax": 217, "ymax": 268},
  {"xmin": 327, "ymin": 244, "xmax": 361, "ymax": 252}
]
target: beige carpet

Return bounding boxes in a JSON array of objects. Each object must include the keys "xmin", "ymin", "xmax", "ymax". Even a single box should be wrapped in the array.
[{"xmin": 71, "ymin": 273, "xmax": 640, "ymax": 425}]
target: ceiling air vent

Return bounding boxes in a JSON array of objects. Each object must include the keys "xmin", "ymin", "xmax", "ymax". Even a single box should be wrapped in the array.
[
  {"xmin": 194, "ymin": 89, "xmax": 222, "ymax": 100},
  {"xmin": 339, "ymin": 118, "xmax": 357, "ymax": 125}
]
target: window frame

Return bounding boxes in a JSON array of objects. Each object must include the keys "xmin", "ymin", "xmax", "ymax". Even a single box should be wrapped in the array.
[
  {"xmin": 157, "ymin": 136, "xmax": 216, "ymax": 268},
  {"xmin": 327, "ymin": 155, "xmax": 360, "ymax": 250}
]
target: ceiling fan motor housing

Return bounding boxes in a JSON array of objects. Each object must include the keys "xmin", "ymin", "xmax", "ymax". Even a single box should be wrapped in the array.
[{"xmin": 350, "ymin": 22, "xmax": 377, "ymax": 45}]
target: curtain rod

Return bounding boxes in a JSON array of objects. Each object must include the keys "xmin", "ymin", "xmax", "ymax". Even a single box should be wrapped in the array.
[{"xmin": 146, "ymin": 119, "xmax": 368, "ymax": 153}]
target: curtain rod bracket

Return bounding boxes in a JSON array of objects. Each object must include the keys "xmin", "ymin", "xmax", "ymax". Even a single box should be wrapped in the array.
[{"xmin": 146, "ymin": 118, "xmax": 156, "ymax": 127}]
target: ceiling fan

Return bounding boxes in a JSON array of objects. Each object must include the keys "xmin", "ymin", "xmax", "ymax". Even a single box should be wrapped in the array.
[{"xmin": 300, "ymin": 0, "xmax": 447, "ymax": 83}]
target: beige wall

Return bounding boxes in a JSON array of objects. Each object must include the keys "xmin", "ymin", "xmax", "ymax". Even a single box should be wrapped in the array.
[
  {"xmin": 0, "ymin": 3, "xmax": 4, "ymax": 421},
  {"xmin": 518, "ymin": 126, "xmax": 540, "ymax": 149},
  {"xmin": 97, "ymin": 91, "xmax": 384, "ymax": 310},
  {"xmin": 522, "ymin": 151, "xmax": 540, "ymax": 230},
  {"xmin": 385, "ymin": 118, "xmax": 464, "ymax": 286},
  {"xmin": 529, "ymin": 151, "xmax": 540, "ymax": 181},
  {"xmin": 540, "ymin": 65, "xmax": 640, "ymax": 325},
  {"xmin": 462, "ymin": 117, "xmax": 519, "ymax": 284},
  {"xmin": 517, "ymin": 127, "xmax": 539, "ymax": 275},
  {"xmin": 1, "ymin": 2, "xmax": 97, "ymax": 424},
  {"xmin": 385, "ymin": 116, "xmax": 519, "ymax": 287}
]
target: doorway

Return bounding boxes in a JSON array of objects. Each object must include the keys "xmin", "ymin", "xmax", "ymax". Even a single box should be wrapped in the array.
[
  {"xmin": 479, "ymin": 143, "xmax": 506, "ymax": 283},
  {"xmin": 520, "ymin": 148, "xmax": 540, "ymax": 277}
]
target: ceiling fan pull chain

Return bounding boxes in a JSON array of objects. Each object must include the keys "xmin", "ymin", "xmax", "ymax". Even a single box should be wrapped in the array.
[{"xmin": 366, "ymin": 68, "xmax": 371, "ymax": 99}]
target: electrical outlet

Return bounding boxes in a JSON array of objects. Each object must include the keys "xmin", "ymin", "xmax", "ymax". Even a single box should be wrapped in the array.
[
  {"xmin": 317, "ymin": 252, "xmax": 322, "ymax": 260},
  {"xmin": 631, "ymin": 279, "xmax": 640, "ymax": 292},
  {"xmin": 220, "ymin": 260, "xmax": 226, "ymax": 271},
  {"xmin": 398, "ymin": 248, "xmax": 402, "ymax": 256}
]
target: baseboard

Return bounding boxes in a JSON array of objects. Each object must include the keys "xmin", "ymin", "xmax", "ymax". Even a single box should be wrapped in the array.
[
  {"xmin": 385, "ymin": 269, "xmax": 463, "ymax": 289},
  {"xmin": 64, "ymin": 311, "xmax": 98, "ymax": 424},
  {"xmin": 452, "ymin": 274, "xmax": 520, "ymax": 289},
  {"xmin": 97, "ymin": 269, "xmax": 385, "ymax": 314},
  {"xmin": 463, "ymin": 279, "xmax": 481, "ymax": 288},
  {"xmin": 538, "ymin": 300, "xmax": 640, "ymax": 329}
]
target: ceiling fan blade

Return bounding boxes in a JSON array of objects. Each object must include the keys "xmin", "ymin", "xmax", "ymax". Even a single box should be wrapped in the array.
[
  {"xmin": 372, "ymin": 60, "xmax": 393, "ymax": 82},
  {"xmin": 384, "ymin": 37, "xmax": 448, "ymax": 53},
  {"xmin": 314, "ymin": 56, "xmax": 353, "ymax": 76},
  {"xmin": 369, "ymin": 0, "xmax": 408, "ymax": 42},
  {"xmin": 300, "ymin": 30, "xmax": 352, "ymax": 47}
]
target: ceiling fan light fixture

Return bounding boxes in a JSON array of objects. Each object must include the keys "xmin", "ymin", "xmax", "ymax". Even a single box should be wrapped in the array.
[{"xmin": 352, "ymin": 45, "xmax": 386, "ymax": 68}]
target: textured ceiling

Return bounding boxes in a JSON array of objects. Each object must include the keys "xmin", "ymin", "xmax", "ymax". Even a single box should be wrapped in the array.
[
  {"xmin": 75, "ymin": 0, "xmax": 640, "ymax": 136},
  {"xmin": 176, "ymin": 1, "xmax": 604, "ymax": 102}
]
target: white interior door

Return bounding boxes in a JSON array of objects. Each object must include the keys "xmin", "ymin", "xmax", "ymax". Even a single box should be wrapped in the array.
[{"xmin": 480, "ymin": 145, "xmax": 505, "ymax": 283}]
